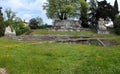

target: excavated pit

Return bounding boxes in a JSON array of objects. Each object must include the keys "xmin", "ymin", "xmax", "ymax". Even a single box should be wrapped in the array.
[{"xmin": 17, "ymin": 34, "xmax": 118, "ymax": 46}]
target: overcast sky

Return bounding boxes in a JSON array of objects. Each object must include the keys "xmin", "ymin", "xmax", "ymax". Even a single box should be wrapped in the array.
[{"xmin": 0, "ymin": 0, "xmax": 120, "ymax": 24}]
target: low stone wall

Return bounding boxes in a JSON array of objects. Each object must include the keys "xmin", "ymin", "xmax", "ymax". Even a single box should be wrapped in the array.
[
  {"xmin": 53, "ymin": 20, "xmax": 81, "ymax": 31},
  {"xmin": 17, "ymin": 34, "xmax": 91, "ymax": 41}
]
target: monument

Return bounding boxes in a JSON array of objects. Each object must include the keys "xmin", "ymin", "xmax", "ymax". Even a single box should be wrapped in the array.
[
  {"xmin": 4, "ymin": 26, "xmax": 16, "ymax": 38},
  {"xmin": 53, "ymin": 20, "xmax": 81, "ymax": 31},
  {"xmin": 97, "ymin": 18, "xmax": 109, "ymax": 34}
]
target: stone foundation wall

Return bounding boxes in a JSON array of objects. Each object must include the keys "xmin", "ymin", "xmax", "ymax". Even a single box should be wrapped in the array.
[{"xmin": 53, "ymin": 20, "xmax": 81, "ymax": 31}]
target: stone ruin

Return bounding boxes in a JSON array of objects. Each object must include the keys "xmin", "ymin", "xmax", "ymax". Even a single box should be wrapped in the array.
[
  {"xmin": 53, "ymin": 20, "xmax": 81, "ymax": 31},
  {"xmin": 4, "ymin": 26, "xmax": 16, "ymax": 38},
  {"xmin": 97, "ymin": 18, "xmax": 113, "ymax": 34}
]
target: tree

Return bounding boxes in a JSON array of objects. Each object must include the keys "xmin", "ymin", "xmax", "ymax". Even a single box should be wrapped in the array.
[
  {"xmin": 36, "ymin": 16, "xmax": 43, "ymax": 26},
  {"xmin": 114, "ymin": 0, "xmax": 119, "ymax": 16},
  {"xmin": 4, "ymin": 9, "xmax": 30, "ymax": 35},
  {"xmin": 0, "ymin": 7, "xmax": 5, "ymax": 37},
  {"xmin": 114, "ymin": 14, "xmax": 120, "ymax": 35},
  {"xmin": 95, "ymin": 0, "xmax": 115, "ymax": 21},
  {"xmin": 79, "ymin": 0, "xmax": 89, "ymax": 28},
  {"xmin": 43, "ymin": 0, "xmax": 76, "ymax": 20},
  {"xmin": 4, "ymin": 8, "xmax": 16, "ymax": 30},
  {"xmin": 43, "ymin": 0, "xmax": 89, "ymax": 28},
  {"xmin": 89, "ymin": 0, "xmax": 98, "ymax": 27},
  {"xmin": 29, "ymin": 18, "xmax": 38, "ymax": 29},
  {"xmin": 5, "ymin": 8, "xmax": 16, "ymax": 21}
]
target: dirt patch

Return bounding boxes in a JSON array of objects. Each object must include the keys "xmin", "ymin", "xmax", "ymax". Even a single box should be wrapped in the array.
[{"xmin": 0, "ymin": 68, "xmax": 7, "ymax": 74}]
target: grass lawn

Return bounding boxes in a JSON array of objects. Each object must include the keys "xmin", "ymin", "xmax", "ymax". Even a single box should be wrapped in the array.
[
  {"xmin": 0, "ymin": 36, "xmax": 120, "ymax": 74},
  {"xmin": 31, "ymin": 29, "xmax": 96, "ymax": 35}
]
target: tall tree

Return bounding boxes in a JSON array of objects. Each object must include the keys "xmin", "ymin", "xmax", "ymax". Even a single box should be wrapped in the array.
[
  {"xmin": 36, "ymin": 17, "xmax": 43, "ymax": 26},
  {"xmin": 29, "ymin": 18, "xmax": 39, "ymax": 29},
  {"xmin": 4, "ymin": 8, "xmax": 17, "ymax": 30},
  {"xmin": 0, "ymin": 7, "xmax": 5, "ymax": 37},
  {"xmin": 114, "ymin": 14, "xmax": 120, "ymax": 35},
  {"xmin": 80, "ymin": 0, "xmax": 89, "ymax": 28},
  {"xmin": 43, "ymin": 0, "xmax": 89, "ymax": 28},
  {"xmin": 89, "ymin": 0, "xmax": 98, "ymax": 26},
  {"xmin": 43, "ymin": 0, "xmax": 75, "ymax": 20},
  {"xmin": 114, "ymin": 0, "xmax": 119, "ymax": 15},
  {"xmin": 5, "ymin": 8, "xmax": 16, "ymax": 21}
]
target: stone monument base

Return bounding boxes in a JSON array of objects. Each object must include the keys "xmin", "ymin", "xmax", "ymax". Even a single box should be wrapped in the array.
[{"xmin": 53, "ymin": 20, "xmax": 81, "ymax": 31}]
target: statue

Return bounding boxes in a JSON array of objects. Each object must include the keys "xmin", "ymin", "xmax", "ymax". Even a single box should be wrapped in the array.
[
  {"xmin": 97, "ymin": 18, "xmax": 109, "ymax": 34},
  {"xmin": 4, "ymin": 26, "xmax": 16, "ymax": 38},
  {"xmin": 105, "ymin": 19, "xmax": 113, "ymax": 28}
]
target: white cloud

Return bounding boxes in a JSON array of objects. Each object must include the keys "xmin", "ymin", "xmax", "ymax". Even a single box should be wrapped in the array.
[
  {"xmin": 22, "ymin": 14, "xmax": 32, "ymax": 21},
  {"xmin": 0, "ymin": 0, "xmax": 52, "ymax": 24}
]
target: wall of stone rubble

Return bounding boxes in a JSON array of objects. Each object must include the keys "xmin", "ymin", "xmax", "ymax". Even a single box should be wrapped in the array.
[{"xmin": 53, "ymin": 20, "xmax": 82, "ymax": 31}]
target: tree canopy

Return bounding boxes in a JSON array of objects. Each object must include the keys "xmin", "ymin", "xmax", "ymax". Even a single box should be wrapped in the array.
[
  {"xmin": 89, "ymin": 0, "xmax": 98, "ymax": 26},
  {"xmin": 114, "ymin": 0, "xmax": 119, "ymax": 15},
  {"xmin": 0, "ymin": 7, "xmax": 5, "ymax": 37},
  {"xmin": 95, "ymin": 0, "xmax": 115, "ymax": 21},
  {"xmin": 43, "ymin": 0, "xmax": 89, "ymax": 21}
]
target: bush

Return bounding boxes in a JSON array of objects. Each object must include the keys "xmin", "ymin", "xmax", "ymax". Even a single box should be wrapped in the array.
[
  {"xmin": 16, "ymin": 26, "xmax": 30, "ymax": 35},
  {"xmin": 114, "ymin": 14, "xmax": 120, "ymax": 35},
  {"xmin": 16, "ymin": 29, "xmax": 22, "ymax": 35}
]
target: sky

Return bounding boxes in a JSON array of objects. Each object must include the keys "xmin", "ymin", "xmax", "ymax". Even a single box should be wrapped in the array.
[{"xmin": 0, "ymin": 0, "xmax": 120, "ymax": 24}]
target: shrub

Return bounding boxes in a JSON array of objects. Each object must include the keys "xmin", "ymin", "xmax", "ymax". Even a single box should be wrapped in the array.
[
  {"xmin": 15, "ymin": 23, "xmax": 30, "ymax": 35},
  {"xmin": 16, "ymin": 29, "xmax": 22, "ymax": 35}
]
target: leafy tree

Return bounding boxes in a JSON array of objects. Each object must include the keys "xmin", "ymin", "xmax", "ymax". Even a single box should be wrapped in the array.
[
  {"xmin": 29, "ymin": 17, "xmax": 44, "ymax": 29},
  {"xmin": 5, "ymin": 8, "xmax": 16, "ymax": 21},
  {"xmin": 36, "ymin": 16, "xmax": 43, "ymax": 26},
  {"xmin": 4, "ymin": 9, "xmax": 30, "ymax": 35},
  {"xmin": 29, "ymin": 18, "xmax": 38, "ymax": 29},
  {"xmin": 95, "ymin": 0, "xmax": 115, "ymax": 21},
  {"xmin": 43, "ymin": 0, "xmax": 89, "ymax": 28},
  {"xmin": 89, "ymin": 0, "xmax": 98, "ymax": 27},
  {"xmin": 0, "ymin": 7, "xmax": 5, "ymax": 37},
  {"xmin": 14, "ymin": 17, "xmax": 22, "ymax": 29},
  {"xmin": 4, "ymin": 8, "xmax": 16, "ymax": 30},
  {"xmin": 43, "ymin": 0, "xmax": 76, "ymax": 20},
  {"xmin": 114, "ymin": 14, "xmax": 120, "ymax": 35}
]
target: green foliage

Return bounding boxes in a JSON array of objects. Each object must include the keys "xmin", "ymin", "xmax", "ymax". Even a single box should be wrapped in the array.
[
  {"xmin": 0, "ymin": 7, "xmax": 5, "ymax": 37},
  {"xmin": 36, "ymin": 16, "xmax": 43, "ymax": 26},
  {"xmin": 5, "ymin": 8, "xmax": 16, "ymax": 21},
  {"xmin": 15, "ymin": 21, "xmax": 30, "ymax": 35},
  {"xmin": 16, "ymin": 26, "xmax": 30, "ymax": 35},
  {"xmin": 43, "ymin": 0, "xmax": 89, "ymax": 21},
  {"xmin": 29, "ymin": 18, "xmax": 39, "ymax": 29},
  {"xmin": 4, "ymin": 8, "xmax": 30, "ymax": 35},
  {"xmin": 4, "ymin": 20, "xmax": 15, "ymax": 27},
  {"xmin": 114, "ymin": 15, "xmax": 120, "ymax": 35},
  {"xmin": 114, "ymin": 0, "xmax": 119, "ymax": 16},
  {"xmin": 29, "ymin": 17, "xmax": 43, "ymax": 29},
  {"xmin": 89, "ymin": 0, "xmax": 98, "ymax": 27},
  {"xmin": 79, "ymin": 0, "xmax": 89, "ymax": 28}
]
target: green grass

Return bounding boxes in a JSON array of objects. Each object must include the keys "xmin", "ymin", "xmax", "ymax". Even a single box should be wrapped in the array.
[
  {"xmin": 32, "ymin": 29, "xmax": 95, "ymax": 35},
  {"xmin": 0, "ymin": 37, "xmax": 120, "ymax": 74}
]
